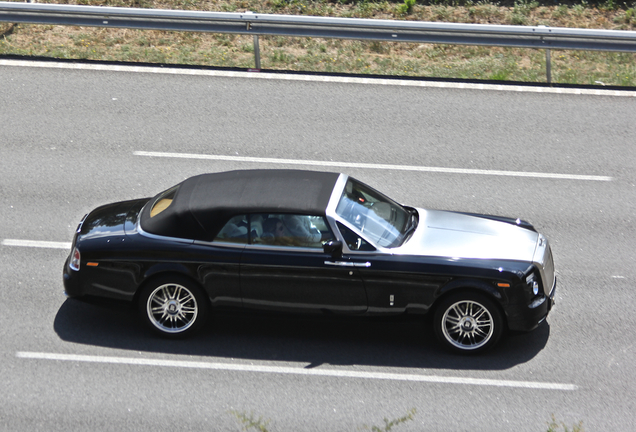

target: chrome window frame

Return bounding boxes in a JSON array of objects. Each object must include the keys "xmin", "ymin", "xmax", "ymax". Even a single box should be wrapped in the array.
[
  {"xmin": 241, "ymin": 242, "xmax": 329, "ymax": 254},
  {"xmin": 194, "ymin": 240, "xmax": 247, "ymax": 249}
]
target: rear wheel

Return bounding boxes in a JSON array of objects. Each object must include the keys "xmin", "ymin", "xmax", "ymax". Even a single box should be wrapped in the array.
[
  {"xmin": 139, "ymin": 276, "xmax": 209, "ymax": 338},
  {"xmin": 434, "ymin": 292, "xmax": 503, "ymax": 354}
]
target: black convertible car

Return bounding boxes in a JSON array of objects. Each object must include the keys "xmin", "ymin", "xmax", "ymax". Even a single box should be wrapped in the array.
[{"xmin": 64, "ymin": 169, "xmax": 555, "ymax": 353}]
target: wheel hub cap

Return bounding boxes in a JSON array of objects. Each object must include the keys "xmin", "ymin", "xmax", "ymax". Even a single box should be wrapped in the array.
[
  {"xmin": 147, "ymin": 283, "xmax": 198, "ymax": 334},
  {"xmin": 441, "ymin": 300, "xmax": 494, "ymax": 351},
  {"xmin": 460, "ymin": 316, "xmax": 475, "ymax": 331},
  {"xmin": 166, "ymin": 300, "xmax": 179, "ymax": 315}
]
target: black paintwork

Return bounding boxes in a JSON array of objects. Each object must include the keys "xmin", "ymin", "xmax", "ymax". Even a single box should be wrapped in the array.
[{"xmin": 63, "ymin": 195, "xmax": 554, "ymax": 334}]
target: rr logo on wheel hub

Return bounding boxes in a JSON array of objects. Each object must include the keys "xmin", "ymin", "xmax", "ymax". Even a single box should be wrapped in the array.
[{"xmin": 167, "ymin": 302, "xmax": 178, "ymax": 314}]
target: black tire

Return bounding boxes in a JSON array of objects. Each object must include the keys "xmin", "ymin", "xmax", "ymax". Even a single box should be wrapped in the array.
[
  {"xmin": 138, "ymin": 275, "xmax": 209, "ymax": 338},
  {"xmin": 433, "ymin": 291, "xmax": 504, "ymax": 354}
]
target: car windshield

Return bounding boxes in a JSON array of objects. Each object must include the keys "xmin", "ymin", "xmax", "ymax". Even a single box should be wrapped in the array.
[{"xmin": 335, "ymin": 178, "xmax": 416, "ymax": 248}]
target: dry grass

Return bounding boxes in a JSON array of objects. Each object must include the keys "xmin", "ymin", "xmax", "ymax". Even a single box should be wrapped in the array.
[{"xmin": 1, "ymin": 0, "xmax": 635, "ymax": 85}]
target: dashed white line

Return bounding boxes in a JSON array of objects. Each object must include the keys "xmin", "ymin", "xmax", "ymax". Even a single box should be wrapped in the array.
[
  {"xmin": 1, "ymin": 239, "xmax": 71, "ymax": 249},
  {"xmin": 16, "ymin": 351, "xmax": 577, "ymax": 391},
  {"xmin": 134, "ymin": 151, "xmax": 613, "ymax": 182},
  {"xmin": 2, "ymin": 59, "xmax": 635, "ymax": 97}
]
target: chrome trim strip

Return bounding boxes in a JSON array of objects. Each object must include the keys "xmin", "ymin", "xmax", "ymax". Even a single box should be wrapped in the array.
[
  {"xmin": 193, "ymin": 240, "xmax": 247, "ymax": 250},
  {"xmin": 243, "ymin": 243, "xmax": 324, "ymax": 254}
]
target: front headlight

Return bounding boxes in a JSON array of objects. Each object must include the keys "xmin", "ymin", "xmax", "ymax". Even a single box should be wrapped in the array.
[{"xmin": 526, "ymin": 273, "xmax": 540, "ymax": 296}]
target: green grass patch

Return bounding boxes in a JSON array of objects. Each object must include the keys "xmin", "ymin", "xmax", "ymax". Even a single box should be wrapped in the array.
[{"xmin": 1, "ymin": 0, "xmax": 635, "ymax": 85}]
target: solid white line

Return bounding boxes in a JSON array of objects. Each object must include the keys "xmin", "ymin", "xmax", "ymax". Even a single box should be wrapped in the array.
[
  {"xmin": 16, "ymin": 351, "xmax": 578, "ymax": 391},
  {"xmin": 133, "ymin": 151, "xmax": 613, "ymax": 182},
  {"xmin": 1, "ymin": 239, "xmax": 71, "ymax": 249},
  {"xmin": 2, "ymin": 59, "xmax": 635, "ymax": 97}
]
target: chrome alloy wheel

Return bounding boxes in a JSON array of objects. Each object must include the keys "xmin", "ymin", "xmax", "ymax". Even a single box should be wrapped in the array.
[
  {"xmin": 146, "ymin": 283, "xmax": 199, "ymax": 334},
  {"xmin": 441, "ymin": 300, "xmax": 494, "ymax": 351}
]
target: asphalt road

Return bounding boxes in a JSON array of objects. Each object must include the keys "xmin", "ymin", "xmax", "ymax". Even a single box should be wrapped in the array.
[{"xmin": 1, "ymin": 60, "xmax": 635, "ymax": 431}]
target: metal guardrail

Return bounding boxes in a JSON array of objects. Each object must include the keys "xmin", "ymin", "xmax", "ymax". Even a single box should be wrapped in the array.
[{"xmin": 2, "ymin": 1, "xmax": 636, "ymax": 83}]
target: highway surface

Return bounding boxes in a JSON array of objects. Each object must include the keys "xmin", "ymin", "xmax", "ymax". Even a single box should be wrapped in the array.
[{"xmin": 1, "ymin": 59, "xmax": 635, "ymax": 431}]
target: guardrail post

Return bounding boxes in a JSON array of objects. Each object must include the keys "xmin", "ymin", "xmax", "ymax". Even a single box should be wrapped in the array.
[
  {"xmin": 545, "ymin": 49, "xmax": 552, "ymax": 85},
  {"xmin": 243, "ymin": 12, "xmax": 261, "ymax": 71},
  {"xmin": 253, "ymin": 34, "xmax": 261, "ymax": 70}
]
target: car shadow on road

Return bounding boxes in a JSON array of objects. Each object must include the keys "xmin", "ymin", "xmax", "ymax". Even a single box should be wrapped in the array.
[{"xmin": 54, "ymin": 298, "xmax": 550, "ymax": 371}]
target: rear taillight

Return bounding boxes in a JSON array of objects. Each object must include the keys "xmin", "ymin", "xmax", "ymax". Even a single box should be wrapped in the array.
[{"xmin": 69, "ymin": 247, "xmax": 81, "ymax": 271}]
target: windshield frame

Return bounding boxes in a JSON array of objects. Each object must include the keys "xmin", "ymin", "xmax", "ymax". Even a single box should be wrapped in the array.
[{"xmin": 326, "ymin": 175, "xmax": 416, "ymax": 249}]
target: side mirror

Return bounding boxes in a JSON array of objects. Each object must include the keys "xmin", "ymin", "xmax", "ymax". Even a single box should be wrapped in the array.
[{"xmin": 323, "ymin": 240, "xmax": 343, "ymax": 259}]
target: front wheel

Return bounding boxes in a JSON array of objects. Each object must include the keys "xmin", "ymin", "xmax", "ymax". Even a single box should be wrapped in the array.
[
  {"xmin": 139, "ymin": 276, "xmax": 209, "ymax": 338},
  {"xmin": 433, "ymin": 292, "xmax": 503, "ymax": 354}
]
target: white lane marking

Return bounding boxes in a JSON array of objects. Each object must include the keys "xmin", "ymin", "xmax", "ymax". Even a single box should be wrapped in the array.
[
  {"xmin": 1, "ymin": 239, "xmax": 71, "ymax": 249},
  {"xmin": 134, "ymin": 151, "xmax": 613, "ymax": 182},
  {"xmin": 2, "ymin": 59, "xmax": 635, "ymax": 98},
  {"xmin": 16, "ymin": 351, "xmax": 578, "ymax": 391}
]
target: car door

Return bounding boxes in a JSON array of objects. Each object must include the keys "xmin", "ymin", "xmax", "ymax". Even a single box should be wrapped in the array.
[
  {"xmin": 239, "ymin": 214, "xmax": 368, "ymax": 314},
  {"xmin": 336, "ymin": 222, "xmax": 449, "ymax": 314},
  {"xmin": 193, "ymin": 214, "xmax": 249, "ymax": 308}
]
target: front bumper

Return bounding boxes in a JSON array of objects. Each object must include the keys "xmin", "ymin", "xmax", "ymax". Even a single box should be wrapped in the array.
[
  {"xmin": 507, "ymin": 276, "xmax": 556, "ymax": 332},
  {"xmin": 548, "ymin": 278, "xmax": 556, "ymax": 310},
  {"xmin": 62, "ymin": 254, "xmax": 83, "ymax": 298}
]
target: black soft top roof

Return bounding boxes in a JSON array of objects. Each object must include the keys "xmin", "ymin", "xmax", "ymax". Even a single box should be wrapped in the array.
[{"xmin": 140, "ymin": 169, "xmax": 341, "ymax": 241}]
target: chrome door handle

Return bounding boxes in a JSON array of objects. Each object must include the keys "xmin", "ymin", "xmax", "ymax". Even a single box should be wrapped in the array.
[
  {"xmin": 325, "ymin": 261, "xmax": 371, "ymax": 267},
  {"xmin": 325, "ymin": 261, "xmax": 353, "ymax": 267}
]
